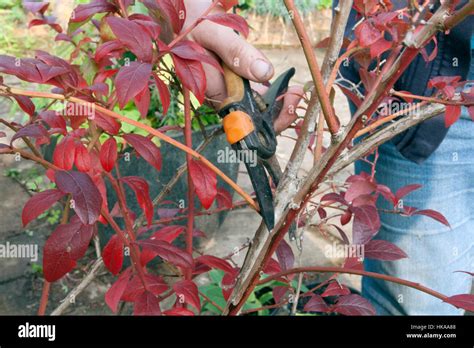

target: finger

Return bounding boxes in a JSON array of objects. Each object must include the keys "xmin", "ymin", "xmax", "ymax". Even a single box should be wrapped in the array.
[
  {"xmin": 274, "ymin": 86, "xmax": 304, "ymax": 134},
  {"xmin": 191, "ymin": 21, "xmax": 274, "ymax": 83},
  {"xmin": 202, "ymin": 49, "xmax": 227, "ymax": 108}
]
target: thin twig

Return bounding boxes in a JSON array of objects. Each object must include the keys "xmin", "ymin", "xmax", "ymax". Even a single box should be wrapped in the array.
[{"xmin": 51, "ymin": 258, "xmax": 104, "ymax": 315}]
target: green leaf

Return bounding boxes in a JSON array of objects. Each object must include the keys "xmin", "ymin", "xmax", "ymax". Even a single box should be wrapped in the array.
[{"xmin": 209, "ymin": 269, "xmax": 225, "ymax": 285}]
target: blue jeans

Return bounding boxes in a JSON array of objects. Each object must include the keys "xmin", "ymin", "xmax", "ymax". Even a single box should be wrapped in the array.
[{"xmin": 356, "ymin": 107, "xmax": 474, "ymax": 315}]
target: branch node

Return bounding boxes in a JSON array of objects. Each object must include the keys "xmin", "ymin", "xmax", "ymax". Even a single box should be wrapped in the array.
[
  {"xmin": 288, "ymin": 201, "xmax": 301, "ymax": 210},
  {"xmin": 331, "ymin": 128, "xmax": 345, "ymax": 144}
]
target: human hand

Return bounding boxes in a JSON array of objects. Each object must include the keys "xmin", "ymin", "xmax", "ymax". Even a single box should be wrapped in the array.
[{"xmin": 183, "ymin": 0, "xmax": 302, "ymax": 133}]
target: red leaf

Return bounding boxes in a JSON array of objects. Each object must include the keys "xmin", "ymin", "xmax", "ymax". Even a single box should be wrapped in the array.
[
  {"xmin": 134, "ymin": 291, "xmax": 162, "ymax": 315},
  {"xmin": 115, "ymin": 62, "xmax": 152, "ymax": 108},
  {"xmin": 443, "ymin": 294, "xmax": 474, "ymax": 312},
  {"xmin": 219, "ymin": 0, "xmax": 239, "ymax": 11},
  {"xmin": 315, "ymin": 37, "xmax": 331, "ymax": 49},
  {"xmin": 105, "ymin": 268, "xmax": 132, "ymax": 313},
  {"xmin": 263, "ymin": 258, "xmax": 281, "ymax": 275},
  {"xmin": 94, "ymin": 112, "xmax": 121, "ymax": 135},
  {"xmin": 164, "ymin": 307, "xmax": 195, "ymax": 316},
  {"xmin": 195, "ymin": 255, "xmax": 234, "ymax": 274},
  {"xmin": 173, "ymin": 280, "xmax": 201, "ymax": 311},
  {"xmin": 395, "ymin": 184, "xmax": 422, "ymax": 202},
  {"xmin": 317, "ymin": 207, "xmax": 327, "ymax": 219},
  {"xmin": 95, "ymin": 40, "xmax": 123, "ymax": 62},
  {"xmin": 123, "ymin": 134, "xmax": 162, "ymax": 171},
  {"xmin": 100, "ymin": 137, "xmax": 118, "ymax": 172},
  {"xmin": 222, "ymin": 271, "xmax": 237, "ymax": 300},
  {"xmin": 150, "ymin": 225, "xmax": 186, "ymax": 243},
  {"xmin": 134, "ymin": 85, "xmax": 150, "ymax": 118},
  {"xmin": 203, "ymin": 13, "xmax": 249, "ymax": 38},
  {"xmin": 23, "ymin": 1, "xmax": 49, "ymax": 14},
  {"xmin": 340, "ymin": 210, "xmax": 352, "ymax": 226},
  {"xmin": 39, "ymin": 110, "xmax": 67, "ymax": 135},
  {"xmin": 43, "ymin": 218, "xmax": 95, "ymax": 282},
  {"xmin": 143, "ymin": 0, "xmax": 186, "ymax": 34},
  {"xmin": 303, "ymin": 294, "xmax": 330, "ymax": 313},
  {"xmin": 137, "ymin": 239, "xmax": 193, "ymax": 269},
  {"xmin": 370, "ymin": 38, "xmax": 392, "ymax": 59},
  {"xmin": 70, "ymin": 0, "xmax": 117, "ymax": 23},
  {"xmin": 131, "ymin": 16, "xmax": 161, "ymax": 39},
  {"xmin": 122, "ymin": 274, "xmax": 168, "ymax": 301},
  {"xmin": 216, "ymin": 187, "xmax": 233, "ymax": 209},
  {"xmin": 102, "ymin": 235, "xmax": 124, "ymax": 275},
  {"xmin": 172, "ymin": 56, "xmax": 206, "ymax": 104},
  {"xmin": 121, "ymin": 176, "xmax": 154, "ymax": 227},
  {"xmin": 320, "ymin": 192, "xmax": 347, "ymax": 205},
  {"xmin": 345, "ymin": 180, "xmax": 376, "ymax": 202},
  {"xmin": 152, "ymin": 73, "xmax": 170, "ymax": 115},
  {"xmin": 321, "ymin": 282, "xmax": 351, "ymax": 297},
  {"xmin": 444, "ymin": 105, "xmax": 462, "ymax": 127},
  {"xmin": 13, "ymin": 95, "xmax": 35, "ymax": 118},
  {"xmin": 412, "ymin": 209, "xmax": 450, "ymax": 227},
  {"xmin": 352, "ymin": 205, "xmax": 381, "ymax": 245},
  {"xmin": 330, "ymin": 224, "xmax": 350, "ymax": 245},
  {"xmin": 273, "ymin": 286, "xmax": 288, "ymax": 304},
  {"xmin": 377, "ymin": 184, "xmax": 396, "ymax": 205},
  {"xmin": 22, "ymin": 189, "xmax": 65, "ymax": 227},
  {"xmin": 140, "ymin": 248, "xmax": 157, "ymax": 266},
  {"xmin": 364, "ymin": 240, "xmax": 408, "ymax": 261},
  {"xmin": 421, "ymin": 36, "xmax": 438, "ymax": 63},
  {"xmin": 106, "ymin": 17, "xmax": 153, "ymax": 62},
  {"xmin": 276, "ymin": 239, "xmax": 294, "ymax": 271},
  {"xmin": 171, "ymin": 40, "xmax": 223, "ymax": 73},
  {"xmin": 355, "ymin": 21, "xmax": 382, "ymax": 47},
  {"xmin": 343, "ymin": 256, "xmax": 363, "ymax": 271},
  {"xmin": 428, "ymin": 76, "xmax": 462, "ymax": 90},
  {"xmin": 333, "ymin": 294, "xmax": 376, "ymax": 316},
  {"xmin": 53, "ymin": 136, "xmax": 76, "ymax": 170},
  {"xmin": 55, "ymin": 170, "xmax": 103, "ymax": 225},
  {"xmin": 10, "ymin": 124, "xmax": 49, "ymax": 146},
  {"xmin": 189, "ymin": 158, "xmax": 217, "ymax": 210},
  {"xmin": 74, "ymin": 143, "xmax": 91, "ymax": 172}
]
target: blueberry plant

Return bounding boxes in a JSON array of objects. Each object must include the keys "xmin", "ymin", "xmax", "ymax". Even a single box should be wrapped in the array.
[{"xmin": 0, "ymin": 0, "xmax": 473, "ymax": 316}]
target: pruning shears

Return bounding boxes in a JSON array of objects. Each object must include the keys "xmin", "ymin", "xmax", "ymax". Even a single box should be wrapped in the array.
[{"xmin": 218, "ymin": 64, "xmax": 295, "ymax": 231}]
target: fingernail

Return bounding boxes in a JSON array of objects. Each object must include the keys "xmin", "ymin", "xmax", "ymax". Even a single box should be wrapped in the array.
[{"xmin": 250, "ymin": 59, "xmax": 273, "ymax": 81}]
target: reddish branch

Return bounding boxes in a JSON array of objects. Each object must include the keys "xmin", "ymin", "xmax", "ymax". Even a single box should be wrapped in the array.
[
  {"xmin": 259, "ymin": 267, "xmax": 448, "ymax": 303},
  {"xmin": 392, "ymin": 90, "xmax": 473, "ymax": 106},
  {"xmin": 38, "ymin": 281, "xmax": 51, "ymax": 315},
  {"xmin": 283, "ymin": 0, "xmax": 340, "ymax": 135},
  {"xmin": 184, "ymin": 88, "xmax": 194, "ymax": 280},
  {"xmin": 444, "ymin": 0, "xmax": 474, "ymax": 30}
]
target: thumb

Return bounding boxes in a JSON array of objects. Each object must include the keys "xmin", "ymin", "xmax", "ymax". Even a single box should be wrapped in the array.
[{"xmin": 191, "ymin": 21, "xmax": 274, "ymax": 83}]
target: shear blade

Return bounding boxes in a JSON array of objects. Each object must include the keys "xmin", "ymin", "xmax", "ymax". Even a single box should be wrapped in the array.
[{"xmin": 235, "ymin": 143, "xmax": 275, "ymax": 230}]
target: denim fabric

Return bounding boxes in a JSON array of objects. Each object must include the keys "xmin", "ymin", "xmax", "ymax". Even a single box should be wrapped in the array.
[
  {"xmin": 355, "ymin": 43, "xmax": 474, "ymax": 315},
  {"xmin": 335, "ymin": 0, "xmax": 474, "ymax": 164}
]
